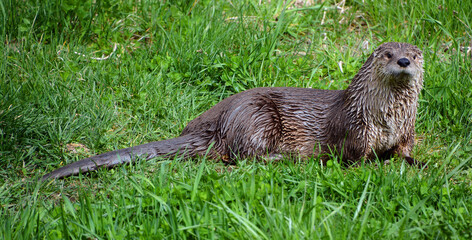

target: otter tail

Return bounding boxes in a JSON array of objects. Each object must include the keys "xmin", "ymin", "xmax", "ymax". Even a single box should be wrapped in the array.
[{"xmin": 41, "ymin": 134, "xmax": 202, "ymax": 180}]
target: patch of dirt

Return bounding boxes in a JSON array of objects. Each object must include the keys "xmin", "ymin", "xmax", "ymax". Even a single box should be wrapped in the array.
[{"xmin": 66, "ymin": 143, "xmax": 90, "ymax": 154}]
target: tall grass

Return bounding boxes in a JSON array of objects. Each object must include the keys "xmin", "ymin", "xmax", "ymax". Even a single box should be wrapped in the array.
[{"xmin": 1, "ymin": 0, "xmax": 471, "ymax": 239}]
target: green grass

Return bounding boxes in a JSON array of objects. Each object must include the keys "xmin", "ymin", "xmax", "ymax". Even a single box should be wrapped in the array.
[{"xmin": 1, "ymin": 0, "xmax": 472, "ymax": 239}]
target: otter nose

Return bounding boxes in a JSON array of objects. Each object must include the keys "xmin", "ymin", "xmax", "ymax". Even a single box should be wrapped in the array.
[{"xmin": 397, "ymin": 58, "xmax": 410, "ymax": 67}]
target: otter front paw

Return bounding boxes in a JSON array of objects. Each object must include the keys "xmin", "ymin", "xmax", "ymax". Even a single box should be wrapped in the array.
[{"xmin": 404, "ymin": 156, "xmax": 427, "ymax": 169}]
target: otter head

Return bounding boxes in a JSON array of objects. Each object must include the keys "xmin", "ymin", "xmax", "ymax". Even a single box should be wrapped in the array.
[{"xmin": 372, "ymin": 42, "xmax": 423, "ymax": 87}]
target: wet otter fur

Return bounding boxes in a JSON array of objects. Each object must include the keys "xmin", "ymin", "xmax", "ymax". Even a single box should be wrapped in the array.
[{"xmin": 42, "ymin": 42, "xmax": 424, "ymax": 180}]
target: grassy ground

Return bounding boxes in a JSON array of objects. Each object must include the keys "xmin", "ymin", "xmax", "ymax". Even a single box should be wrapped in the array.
[{"xmin": 1, "ymin": 0, "xmax": 472, "ymax": 239}]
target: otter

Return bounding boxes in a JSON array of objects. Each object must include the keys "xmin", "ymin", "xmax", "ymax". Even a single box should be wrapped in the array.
[{"xmin": 42, "ymin": 42, "xmax": 425, "ymax": 180}]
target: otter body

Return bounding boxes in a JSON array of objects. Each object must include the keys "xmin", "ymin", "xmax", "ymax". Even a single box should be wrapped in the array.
[{"xmin": 43, "ymin": 42, "xmax": 424, "ymax": 179}]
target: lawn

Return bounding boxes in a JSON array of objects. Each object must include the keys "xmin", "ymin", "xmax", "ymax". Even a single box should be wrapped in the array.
[{"xmin": 1, "ymin": 0, "xmax": 472, "ymax": 239}]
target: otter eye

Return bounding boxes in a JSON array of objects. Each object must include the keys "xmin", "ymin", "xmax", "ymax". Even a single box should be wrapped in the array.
[{"xmin": 386, "ymin": 53, "xmax": 393, "ymax": 59}]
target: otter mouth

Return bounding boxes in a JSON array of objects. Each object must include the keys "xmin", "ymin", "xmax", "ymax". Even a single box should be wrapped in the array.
[
  {"xmin": 391, "ymin": 69, "xmax": 414, "ymax": 77},
  {"xmin": 382, "ymin": 67, "xmax": 417, "ymax": 86},
  {"xmin": 386, "ymin": 65, "xmax": 417, "ymax": 78}
]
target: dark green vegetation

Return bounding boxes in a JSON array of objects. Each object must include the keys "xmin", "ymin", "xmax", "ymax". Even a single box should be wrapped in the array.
[{"xmin": 1, "ymin": 0, "xmax": 471, "ymax": 239}]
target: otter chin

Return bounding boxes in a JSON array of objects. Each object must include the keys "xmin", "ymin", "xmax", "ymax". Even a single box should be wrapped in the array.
[{"xmin": 42, "ymin": 42, "xmax": 425, "ymax": 180}]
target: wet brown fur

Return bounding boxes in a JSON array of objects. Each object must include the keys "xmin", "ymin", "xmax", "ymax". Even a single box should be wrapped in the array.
[{"xmin": 42, "ymin": 42, "xmax": 424, "ymax": 180}]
